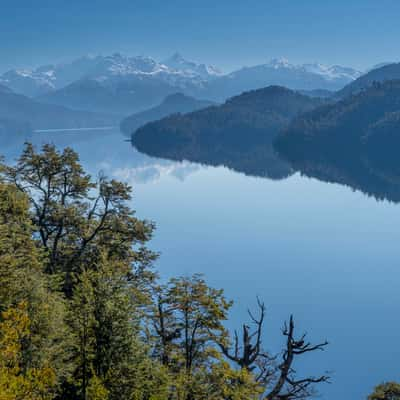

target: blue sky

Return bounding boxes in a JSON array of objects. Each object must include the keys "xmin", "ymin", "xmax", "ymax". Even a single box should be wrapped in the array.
[{"xmin": 1, "ymin": 0, "xmax": 400, "ymax": 73}]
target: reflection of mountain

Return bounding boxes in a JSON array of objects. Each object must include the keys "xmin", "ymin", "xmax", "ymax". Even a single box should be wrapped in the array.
[
  {"xmin": 278, "ymin": 147, "xmax": 400, "ymax": 203},
  {"xmin": 131, "ymin": 86, "xmax": 323, "ymax": 179},
  {"xmin": 274, "ymin": 81, "xmax": 400, "ymax": 202},
  {"xmin": 147, "ymin": 142, "xmax": 294, "ymax": 180},
  {"xmin": 132, "ymin": 133, "xmax": 293, "ymax": 179},
  {"xmin": 27, "ymin": 129, "xmax": 200, "ymax": 185}
]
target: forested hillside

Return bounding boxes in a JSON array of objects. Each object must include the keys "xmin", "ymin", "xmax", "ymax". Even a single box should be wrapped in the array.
[
  {"xmin": 132, "ymin": 86, "xmax": 323, "ymax": 157},
  {"xmin": 275, "ymin": 80, "xmax": 400, "ymax": 157}
]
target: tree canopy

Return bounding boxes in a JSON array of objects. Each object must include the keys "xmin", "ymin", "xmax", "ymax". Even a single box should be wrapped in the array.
[{"xmin": 0, "ymin": 143, "xmax": 330, "ymax": 400}]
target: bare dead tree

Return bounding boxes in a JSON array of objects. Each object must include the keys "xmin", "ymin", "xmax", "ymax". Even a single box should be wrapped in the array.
[
  {"xmin": 218, "ymin": 297, "xmax": 275, "ymax": 384},
  {"xmin": 219, "ymin": 298, "xmax": 329, "ymax": 400},
  {"xmin": 264, "ymin": 315, "xmax": 329, "ymax": 400}
]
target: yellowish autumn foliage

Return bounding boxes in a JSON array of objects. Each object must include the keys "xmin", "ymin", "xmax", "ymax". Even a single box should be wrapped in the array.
[{"xmin": 0, "ymin": 302, "xmax": 57, "ymax": 400}]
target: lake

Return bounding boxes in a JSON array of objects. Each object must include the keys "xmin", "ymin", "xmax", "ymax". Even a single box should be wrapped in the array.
[{"xmin": 3, "ymin": 128, "xmax": 400, "ymax": 400}]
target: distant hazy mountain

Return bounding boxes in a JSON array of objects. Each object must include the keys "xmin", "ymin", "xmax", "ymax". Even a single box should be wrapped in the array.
[
  {"xmin": 0, "ymin": 85, "xmax": 117, "ymax": 130},
  {"xmin": 275, "ymin": 80, "xmax": 400, "ymax": 157},
  {"xmin": 120, "ymin": 93, "xmax": 214, "ymax": 135},
  {"xmin": 201, "ymin": 58, "xmax": 361, "ymax": 101},
  {"xmin": 1, "ymin": 53, "xmax": 221, "ymax": 100},
  {"xmin": 336, "ymin": 62, "xmax": 400, "ymax": 98},
  {"xmin": 0, "ymin": 83, "xmax": 13, "ymax": 94},
  {"xmin": 163, "ymin": 52, "xmax": 223, "ymax": 80},
  {"xmin": 38, "ymin": 75, "xmax": 194, "ymax": 116},
  {"xmin": 31, "ymin": 53, "xmax": 222, "ymax": 115},
  {"xmin": 2, "ymin": 54, "xmax": 361, "ymax": 115}
]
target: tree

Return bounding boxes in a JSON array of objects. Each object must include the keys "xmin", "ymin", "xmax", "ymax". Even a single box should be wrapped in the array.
[
  {"xmin": 220, "ymin": 299, "xmax": 329, "ymax": 400},
  {"xmin": 219, "ymin": 297, "xmax": 274, "ymax": 384},
  {"xmin": 263, "ymin": 315, "xmax": 329, "ymax": 400},
  {"xmin": 149, "ymin": 275, "xmax": 241, "ymax": 399},
  {"xmin": 0, "ymin": 182, "xmax": 71, "ymax": 395},
  {"xmin": 152, "ymin": 275, "xmax": 232, "ymax": 374},
  {"xmin": 0, "ymin": 301, "xmax": 57, "ymax": 400},
  {"xmin": 0, "ymin": 145, "xmax": 331, "ymax": 400},
  {"xmin": 68, "ymin": 252, "xmax": 166, "ymax": 400},
  {"xmin": 0, "ymin": 143, "xmax": 156, "ymax": 296},
  {"xmin": 0, "ymin": 182, "xmax": 42, "ymax": 311},
  {"xmin": 368, "ymin": 382, "xmax": 400, "ymax": 400}
]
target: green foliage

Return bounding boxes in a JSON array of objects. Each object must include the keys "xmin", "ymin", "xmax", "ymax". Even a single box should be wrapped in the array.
[
  {"xmin": 0, "ymin": 144, "xmax": 330, "ymax": 400},
  {"xmin": 0, "ymin": 143, "xmax": 156, "ymax": 295},
  {"xmin": 0, "ymin": 301, "xmax": 58, "ymax": 400},
  {"xmin": 369, "ymin": 382, "xmax": 400, "ymax": 400},
  {"xmin": 85, "ymin": 374, "xmax": 109, "ymax": 400}
]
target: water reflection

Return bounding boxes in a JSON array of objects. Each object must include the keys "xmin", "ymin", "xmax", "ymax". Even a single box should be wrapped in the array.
[
  {"xmin": 2, "ymin": 128, "xmax": 400, "ymax": 400},
  {"xmin": 132, "ymin": 138, "xmax": 293, "ymax": 180},
  {"xmin": 277, "ymin": 143, "xmax": 400, "ymax": 203},
  {"xmin": 6, "ymin": 129, "xmax": 200, "ymax": 185}
]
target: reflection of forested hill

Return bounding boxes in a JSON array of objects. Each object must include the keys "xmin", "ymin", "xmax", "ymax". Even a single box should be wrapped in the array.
[
  {"xmin": 274, "ymin": 82, "xmax": 400, "ymax": 202},
  {"xmin": 134, "ymin": 139, "xmax": 293, "ymax": 180},
  {"xmin": 282, "ymin": 150, "xmax": 400, "ymax": 203},
  {"xmin": 131, "ymin": 86, "xmax": 322, "ymax": 179}
]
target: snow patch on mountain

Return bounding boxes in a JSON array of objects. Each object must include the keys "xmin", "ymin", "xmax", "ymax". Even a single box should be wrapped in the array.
[
  {"xmin": 1, "ymin": 54, "xmax": 362, "ymax": 99},
  {"xmin": 0, "ymin": 53, "xmax": 223, "ymax": 97},
  {"xmin": 303, "ymin": 63, "xmax": 362, "ymax": 81},
  {"xmin": 163, "ymin": 52, "xmax": 223, "ymax": 79}
]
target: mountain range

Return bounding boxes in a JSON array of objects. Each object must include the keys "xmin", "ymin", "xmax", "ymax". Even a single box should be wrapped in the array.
[
  {"xmin": 0, "ymin": 54, "xmax": 361, "ymax": 115},
  {"xmin": 4, "ymin": 53, "xmax": 400, "ymax": 137},
  {"xmin": 201, "ymin": 58, "xmax": 361, "ymax": 101}
]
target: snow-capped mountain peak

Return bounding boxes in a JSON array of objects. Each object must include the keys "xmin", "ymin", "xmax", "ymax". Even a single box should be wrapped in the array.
[
  {"xmin": 0, "ymin": 53, "xmax": 223, "ymax": 97},
  {"xmin": 302, "ymin": 62, "xmax": 362, "ymax": 81},
  {"xmin": 0, "ymin": 53, "xmax": 362, "ymax": 100},
  {"xmin": 163, "ymin": 53, "xmax": 223, "ymax": 78},
  {"xmin": 267, "ymin": 57, "xmax": 293, "ymax": 69},
  {"xmin": 261, "ymin": 58, "xmax": 362, "ymax": 81}
]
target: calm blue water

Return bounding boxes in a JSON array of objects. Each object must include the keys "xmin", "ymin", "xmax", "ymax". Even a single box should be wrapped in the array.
[{"xmin": 4, "ymin": 129, "xmax": 400, "ymax": 400}]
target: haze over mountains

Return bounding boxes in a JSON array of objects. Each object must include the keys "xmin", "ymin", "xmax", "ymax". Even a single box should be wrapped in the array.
[
  {"xmin": 2, "ymin": 52, "xmax": 400, "ymax": 139},
  {"xmin": 0, "ymin": 83, "xmax": 117, "ymax": 133},
  {"xmin": 0, "ymin": 53, "xmax": 362, "ymax": 115}
]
